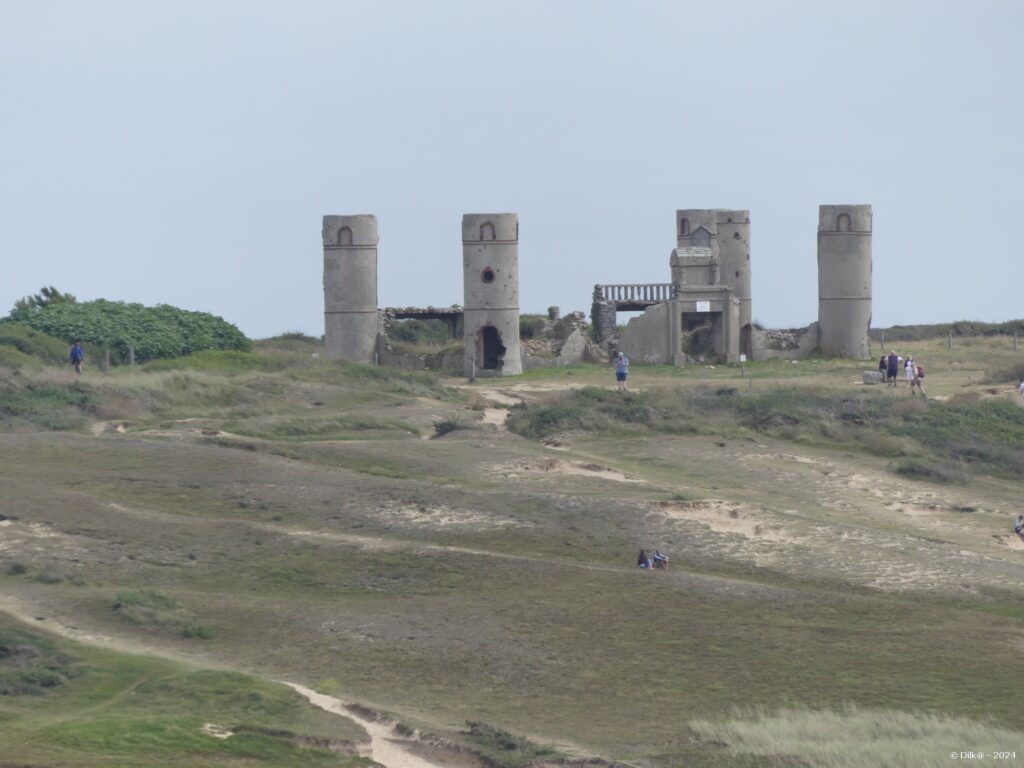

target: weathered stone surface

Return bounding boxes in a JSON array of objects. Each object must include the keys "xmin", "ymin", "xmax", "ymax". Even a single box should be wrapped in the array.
[
  {"xmin": 863, "ymin": 370, "xmax": 885, "ymax": 385},
  {"xmin": 558, "ymin": 329, "xmax": 587, "ymax": 364}
]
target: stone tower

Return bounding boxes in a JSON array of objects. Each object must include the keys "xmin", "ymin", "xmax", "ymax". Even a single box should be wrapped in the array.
[
  {"xmin": 817, "ymin": 204, "xmax": 872, "ymax": 358},
  {"xmin": 462, "ymin": 213, "xmax": 522, "ymax": 376},
  {"xmin": 715, "ymin": 209, "xmax": 752, "ymax": 338},
  {"xmin": 323, "ymin": 214, "xmax": 378, "ymax": 363}
]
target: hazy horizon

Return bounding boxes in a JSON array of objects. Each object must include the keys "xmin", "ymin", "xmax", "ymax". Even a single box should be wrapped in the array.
[{"xmin": 2, "ymin": 1, "xmax": 1022, "ymax": 339}]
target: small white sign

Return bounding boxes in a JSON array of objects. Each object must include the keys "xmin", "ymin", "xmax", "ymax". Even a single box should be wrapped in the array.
[
  {"xmin": 739, "ymin": 354, "xmax": 747, "ymax": 362},
  {"xmin": 696, "ymin": 300, "xmax": 711, "ymax": 312}
]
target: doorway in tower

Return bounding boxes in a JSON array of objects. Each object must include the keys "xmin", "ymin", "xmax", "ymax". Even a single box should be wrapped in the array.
[
  {"xmin": 480, "ymin": 326, "xmax": 506, "ymax": 370},
  {"xmin": 741, "ymin": 323, "xmax": 753, "ymax": 359}
]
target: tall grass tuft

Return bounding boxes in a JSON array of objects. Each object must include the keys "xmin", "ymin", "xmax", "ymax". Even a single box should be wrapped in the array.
[{"xmin": 691, "ymin": 705, "xmax": 1024, "ymax": 768}]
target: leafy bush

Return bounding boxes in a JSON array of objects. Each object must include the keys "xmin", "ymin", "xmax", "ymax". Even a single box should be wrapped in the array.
[
  {"xmin": 17, "ymin": 300, "xmax": 250, "ymax": 362},
  {"xmin": 519, "ymin": 314, "xmax": 547, "ymax": 339}
]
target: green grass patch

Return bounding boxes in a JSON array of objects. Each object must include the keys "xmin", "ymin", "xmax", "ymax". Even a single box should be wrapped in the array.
[
  {"xmin": 0, "ymin": 616, "xmax": 368, "ymax": 766},
  {"xmin": 509, "ymin": 385, "xmax": 1024, "ymax": 479},
  {"xmin": 0, "ymin": 378, "xmax": 93, "ymax": 430}
]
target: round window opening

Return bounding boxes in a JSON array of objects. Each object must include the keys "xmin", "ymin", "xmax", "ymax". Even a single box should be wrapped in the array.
[{"xmin": 481, "ymin": 267, "xmax": 495, "ymax": 284}]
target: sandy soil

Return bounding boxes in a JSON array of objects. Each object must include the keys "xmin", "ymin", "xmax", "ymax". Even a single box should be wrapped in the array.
[{"xmin": 288, "ymin": 684, "xmax": 447, "ymax": 768}]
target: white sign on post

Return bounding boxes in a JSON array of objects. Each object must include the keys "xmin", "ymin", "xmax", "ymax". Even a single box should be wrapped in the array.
[
  {"xmin": 739, "ymin": 354, "xmax": 747, "ymax": 362},
  {"xmin": 695, "ymin": 300, "xmax": 711, "ymax": 312}
]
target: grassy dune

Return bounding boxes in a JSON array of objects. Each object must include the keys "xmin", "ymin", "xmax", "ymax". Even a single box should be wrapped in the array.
[
  {"xmin": 0, "ymin": 616, "xmax": 369, "ymax": 767},
  {"xmin": 1, "ymin": 334, "xmax": 1022, "ymax": 766}
]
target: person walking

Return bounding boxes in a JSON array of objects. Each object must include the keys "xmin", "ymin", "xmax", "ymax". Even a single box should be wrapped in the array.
[
  {"xmin": 615, "ymin": 352, "xmax": 630, "ymax": 391},
  {"xmin": 904, "ymin": 356, "xmax": 915, "ymax": 388},
  {"xmin": 912, "ymin": 362, "xmax": 926, "ymax": 397},
  {"xmin": 69, "ymin": 341, "xmax": 84, "ymax": 375},
  {"xmin": 886, "ymin": 350, "xmax": 901, "ymax": 389}
]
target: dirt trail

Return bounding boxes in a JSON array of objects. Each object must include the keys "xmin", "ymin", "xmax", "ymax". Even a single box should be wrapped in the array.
[
  {"xmin": 0, "ymin": 594, "xmax": 450, "ymax": 768},
  {"xmin": 288, "ymin": 684, "xmax": 447, "ymax": 768}
]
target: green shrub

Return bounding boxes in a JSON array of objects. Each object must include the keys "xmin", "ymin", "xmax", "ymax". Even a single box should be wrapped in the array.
[
  {"xmin": 433, "ymin": 416, "xmax": 466, "ymax": 437},
  {"xmin": 519, "ymin": 314, "xmax": 546, "ymax": 339},
  {"xmin": 17, "ymin": 300, "xmax": 250, "ymax": 362}
]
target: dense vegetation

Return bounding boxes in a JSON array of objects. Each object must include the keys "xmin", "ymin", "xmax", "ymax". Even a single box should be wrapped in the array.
[
  {"xmin": 10, "ymin": 300, "xmax": 249, "ymax": 362},
  {"xmin": 872, "ymin": 319, "xmax": 1024, "ymax": 341},
  {"xmin": 508, "ymin": 385, "xmax": 1024, "ymax": 480}
]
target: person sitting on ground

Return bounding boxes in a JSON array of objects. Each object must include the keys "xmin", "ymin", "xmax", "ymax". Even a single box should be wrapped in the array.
[
  {"xmin": 653, "ymin": 550, "xmax": 669, "ymax": 569},
  {"xmin": 637, "ymin": 549, "xmax": 651, "ymax": 568},
  {"xmin": 1018, "ymin": 378, "xmax": 1024, "ymax": 398},
  {"xmin": 1014, "ymin": 514, "xmax": 1024, "ymax": 538}
]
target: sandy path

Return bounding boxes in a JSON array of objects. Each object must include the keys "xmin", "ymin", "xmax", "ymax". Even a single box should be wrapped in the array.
[
  {"xmin": 287, "ymin": 684, "xmax": 446, "ymax": 768},
  {"xmin": 0, "ymin": 594, "xmax": 449, "ymax": 768}
]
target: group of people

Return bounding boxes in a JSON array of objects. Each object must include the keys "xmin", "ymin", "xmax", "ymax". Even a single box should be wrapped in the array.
[
  {"xmin": 637, "ymin": 549, "xmax": 669, "ymax": 569},
  {"xmin": 878, "ymin": 350, "xmax": 926, "ymax": 395}
]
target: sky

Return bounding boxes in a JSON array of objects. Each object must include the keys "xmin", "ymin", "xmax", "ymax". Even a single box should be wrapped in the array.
[{"xmin": 1, "ymin": 0, "xmax": 1022, "ymax": 339}]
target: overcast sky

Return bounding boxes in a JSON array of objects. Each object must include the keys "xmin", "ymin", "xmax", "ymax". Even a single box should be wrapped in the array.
[{"xmin": 2, "ymin": 1, "xmax": 1021, "ymax": 338}]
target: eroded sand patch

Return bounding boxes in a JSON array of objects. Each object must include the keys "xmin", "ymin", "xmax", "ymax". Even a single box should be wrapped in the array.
[
  {"xmin": 201, "ymin": 723, "xmax": 234, "ymax": 739},
  {"xmin": 379, "ymin": 501, "xmax": 525, "ymax": 529},
  {"xmin": 651, "ymin": 500, "xmax": 788, "ymax": 541},
  {"xmin": 495, "ymin": 458, "xmax": 638, "ymax": 483}
]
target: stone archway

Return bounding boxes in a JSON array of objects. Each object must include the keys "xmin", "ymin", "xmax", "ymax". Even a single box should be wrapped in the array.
[{"xmin": 481, "ymin": 326, "xmax": 505, "ymax": 370}]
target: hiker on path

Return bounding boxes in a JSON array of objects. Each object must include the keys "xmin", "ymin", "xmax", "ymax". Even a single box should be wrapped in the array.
[
  {"xmin": 615, "ymin": 352, "xmax": 630, "ymax": 391},
  {"xmin": 904, "ymin": 356, "xmax": 915, "ymax": 387},
  {"xmin": 69, "ymin": 341, "xmax": 84, "ymax": 375},
  {"xmin": 912, "ymin": 362, "xmax": 926, "ymax": 397},
  {"xmin": 886, "ymin": 351, "xmax": 901, "ymax": 388}
]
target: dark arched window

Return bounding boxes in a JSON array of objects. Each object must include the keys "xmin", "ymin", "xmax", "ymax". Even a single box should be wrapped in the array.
[
  {"xmin": 337, "ymin": 226, "xmax": 353, "ymax": 245},
  {"xmin": 680, "ymin": 218, "xmax": 691, "ymax": 236},
  {"xmin": 836, "ymin": 213, "xmax": 852, "ymax": 232},
  {"xmin": 480, "ymin": 222, "xmax": 496, "ymax": 241}
]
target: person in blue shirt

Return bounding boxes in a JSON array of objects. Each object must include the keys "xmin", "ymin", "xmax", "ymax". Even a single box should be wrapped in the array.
[
  {"xmin": 69, "ymin": 341, "xmax": 84, "ymax": 375},
  {"xmin": 615, "ymin": 352, "xmax": 630, "ymax": 391}
]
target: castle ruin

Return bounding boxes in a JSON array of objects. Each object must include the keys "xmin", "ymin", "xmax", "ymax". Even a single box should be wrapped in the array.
[{"xmin": 322, "ymin": 203, "xmax": 873, "ymax": 374}]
